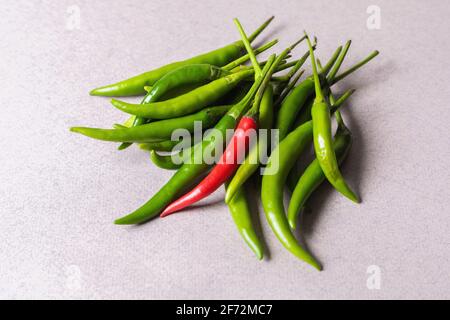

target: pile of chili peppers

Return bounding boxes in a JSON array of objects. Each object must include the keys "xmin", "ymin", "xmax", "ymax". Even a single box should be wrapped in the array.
[{"xmin": 71, "ymin": 17, "xmax": 379, "ymax": 270}]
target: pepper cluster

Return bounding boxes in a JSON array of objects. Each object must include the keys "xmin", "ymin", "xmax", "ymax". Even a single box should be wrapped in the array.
[{"xmin": 71, "ymin": 17, "xmax": 379, "ymax": 270}]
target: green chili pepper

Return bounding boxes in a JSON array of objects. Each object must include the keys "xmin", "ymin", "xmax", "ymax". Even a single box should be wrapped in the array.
[
  {"xmin": 150, "ymin": 150, "xmax": 182, "ymax": 170},
  {"xmin": 258, "ymin": 85, "xmax": 274, "ymax": 131},
  {"xmin": 288, "ymin": 108, "xmax": 352, "ymax": 229},
  {"xmin": 145, "ymin": 64, "xmax": 230, "ymax": 101},
  {"xmin": 117, "ymin": 81, "xmax": 203, "ymax": 150},
  {"xmin": 225, "ymin": 182, "xmax": 264, "ymax": 260},
  {"xmin": 89, "ymin": 17, "xmax": 274, "ymax": 97},
  {"xmin": 70, "ymin": 105, "xmax": 231, "ymax": 143},
  {"xmin": 261, "ymin": 121, "xmax": 321, "ymax": 270},
  {"xmin": 114, "ymin": 56, "xmax": 276, "ymax": 225},
  {"xmin": 110, "ymin": 69, "xmax": 254, "ymax": 119},
  {"xmin": 282, "ymin": 41, "xmax": 351, "ymax": 188},
  {"xmin": 117, "ymin": 84, "xmax": 161, "ymax": 150},
  {"xmin": 284, "ymin": 45, "xmax": 379, "ymax": 188},
  {"xmin": 286, "ymin": 89, "xmax": 355, "ymax": 191},
  {"xmin": 305, "ymin": 33, "xmax": 359, "ymax": 203}
]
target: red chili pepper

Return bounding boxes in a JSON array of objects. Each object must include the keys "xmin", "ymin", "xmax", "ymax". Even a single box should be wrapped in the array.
[{"xmin": 160, "ymin": 115, "xmax": 257, "ymax": 217}]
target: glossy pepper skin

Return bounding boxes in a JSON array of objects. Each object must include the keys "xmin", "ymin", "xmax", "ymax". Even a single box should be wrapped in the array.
[
  {"xmin": 261, "ymin": 121, "xmax": 321, "ymax": 270},
  {"xmin": 287, "ymin": 89, "xmax": 355, "ymax": 191},
  {"xmin": 114, "ymin": 58, "xmax": 275, "ymax": 225},
  {"xmin": 117, "ymin": 83, "xmax": 160, "ymax": 150},
  {"xmin": 258, "ymin": 85, "xmax": 274, "ymax": 131},
  {"xmin": 89, "ymin": 17, "xmax": 274, "ymax": 97},
  {"xmin": 148, "ymin": 64, "xmax": 230, "ymax": 100},
  {"xmin": 70, "ymin": 105, "xmax": 231, "ymax": 143},
  {"xmin": 110, "ymin": 69, "xmax": 254, "ymax": 119},
  {"xmin": 288, "ymin": 109, "xmax": 352, "ymax": 229},
  {"xmin": 306, "ymin": 34, "xmax": 359, "ymax": 203},
  {"xmin": 225, "ymin": 182, "xmax": 264, "ymax": 260}
]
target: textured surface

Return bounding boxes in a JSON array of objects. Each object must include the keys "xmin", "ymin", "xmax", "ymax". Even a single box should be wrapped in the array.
[{"xmin": 1, "ymin": 0, "xmax": 449, "ymax": 299}]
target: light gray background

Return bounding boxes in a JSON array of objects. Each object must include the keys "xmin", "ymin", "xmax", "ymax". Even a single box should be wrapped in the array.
[{"xmin": 1, "ymin": 0, "xmax": 449, "ymax": 299}]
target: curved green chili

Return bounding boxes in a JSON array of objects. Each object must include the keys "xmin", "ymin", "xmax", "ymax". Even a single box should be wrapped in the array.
[
  {"xmin": 225, "ymin": 182, "xmax": 264, "ymax": 260},
  {"xmin": 145, "ymin": 64, "xmax": 230, "ymax": 102},
  {"xmin": 261, "ymin": 121, "xmax": 321, "ymax": 270},
  {"xmin": 111, "ymin": 69, "xmax": 254, "ymax": 119},
  {"xmin": 287, "ymin": 89, "xmax": 355, "ymax": 191},
  {"xmin": 114, "ymin": 56, "xmax": 275, "ymax": 225},
  {"xmin": 288, "ymin": 109, "xmax": 352, "ymax": 229},
  {"xmin": 306, "ymin": 33, "xmax": 359, "ymax": 203},
  {"xmin": 90, "ymin": 17, "xmax": 274, "ymax": 97},
  {"xmin": 70, "ymin": 105, "xmax": 231, "ymax": 143}
]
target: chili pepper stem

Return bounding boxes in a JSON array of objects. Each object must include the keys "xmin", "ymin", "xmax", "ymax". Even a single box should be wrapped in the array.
[
  {"xmin": 234, "ymin": 18, "xmax": 263, "ymax": 77},
  {"xmin": 327, "ymin": 40, "xmax": 351, "ymax": 82},
  {"xmin": 319, "ymin": 46, "xmax": 342, "ymax": 78},
  {"xmin": 305, "ymin": 32, "xmax": 325, "ymax": 102},
  {"xmin": 306, "ymin": 32, "xmax": 360, "ymax": 204},
  {"xmin": 330, "ymin": 50, "xmax": 380, "ymax": 85},
  {"xmin": 222, "ymin": 39, "xmax": 279, "ymax": 71},
  {"xmin": 247, "ymin": 16, "xmax": 275, "ymax": 43}
]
